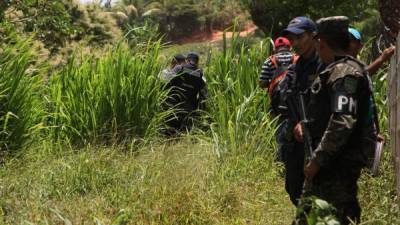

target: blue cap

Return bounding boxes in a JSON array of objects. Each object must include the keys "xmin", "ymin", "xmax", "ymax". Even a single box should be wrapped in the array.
[
  {"xmin": 348, "ymin": 28, "xmax": 361, "ymax": 41},
  {"xmin": 283, "ymin": 16, "xmax": 316, "ymax": 35},
  {"xmin": 186, "ymin": 52, "xmax": 199, "ymax": 60}
]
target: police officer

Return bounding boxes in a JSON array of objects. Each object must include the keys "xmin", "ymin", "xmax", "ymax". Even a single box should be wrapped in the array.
[
  {"xmin": 159, "ymin": 54, "xmax": 186, "ymax": 83},
  {"xmin": 278, "ymin": 16, "xmax": 324, "ymax": 206},
  {"xmin": 295, "ymin": 16, "xmax": 377, "ymax": 225},
  {"xmin": 165, "ymin": 52, "xmax": 207, "ymax": 134}
]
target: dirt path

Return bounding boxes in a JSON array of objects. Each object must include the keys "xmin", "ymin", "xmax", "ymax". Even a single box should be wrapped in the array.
[{"xmin": 177, "ymin": 24, "xmax": 257, "ymax": 44}]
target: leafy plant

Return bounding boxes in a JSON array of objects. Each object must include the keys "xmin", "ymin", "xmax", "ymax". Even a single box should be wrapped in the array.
[{"xmin": 296, "ymin": 197, "xmax": 340, "ymax": 225}]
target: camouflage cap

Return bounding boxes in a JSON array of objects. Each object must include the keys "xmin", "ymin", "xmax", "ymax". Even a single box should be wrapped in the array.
[{"xmin": 316, "ymin": 16, "xmax": 349, "ymax": 38}]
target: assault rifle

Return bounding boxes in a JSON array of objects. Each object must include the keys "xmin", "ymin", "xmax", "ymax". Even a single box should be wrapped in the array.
[{"xmin": 286, "ymin": 89, "xmax": 314, "ymax": 191}]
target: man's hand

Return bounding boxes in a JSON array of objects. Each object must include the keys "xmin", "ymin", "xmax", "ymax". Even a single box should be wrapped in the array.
[
  {"xmin": 377, "ymin": 133, "xmax": 385, "ymax": 142},
  {"xmin": 380, "ymin": 46, "xmax": 396, "ymax": 62},
  {"xmin": 293, "ymin": 122, "xmax": 303, "ymax": 142},
  {"xmin": 304, "ymin": 160, "xmax": 320, "ymax": 180}
]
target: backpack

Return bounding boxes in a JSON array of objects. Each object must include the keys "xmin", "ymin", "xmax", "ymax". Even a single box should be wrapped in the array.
[{"xmin": 268, "ymin": 54, "xmax": 299, "ymax": 97}]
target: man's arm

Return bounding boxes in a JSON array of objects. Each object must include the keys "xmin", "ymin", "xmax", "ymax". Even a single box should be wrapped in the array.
[
  {"xmin": 367, "ymin": 46, "xmax": 395, "ymax": 76},
  {"xmin": 259, "ymin": 58, "xmax": 275, "ymax": 88}
]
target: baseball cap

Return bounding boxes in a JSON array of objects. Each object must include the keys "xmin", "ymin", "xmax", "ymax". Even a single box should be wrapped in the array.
[
  {"xmin": 186, "ymin": 52, "xmax": 199, "ymax": 60},
  {"xmin": 283, "ymin": 16, "xmax": 317, "ymax": 35},
  {"xmin": 348, "ymin": 27, "xmax": 362, "ymax": 42},
  {"xmin": 274, "ymin": 37, "xmax": 291, "ymax": 48}
]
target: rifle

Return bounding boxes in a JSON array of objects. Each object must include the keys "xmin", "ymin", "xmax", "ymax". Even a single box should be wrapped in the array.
[
  {"xmin": 298, "ymin": 91, "xmax": 314, "ymax": 191},
  {"xmin": 286, "ymin": 88, "xmax": 314, "ymax": 191}
]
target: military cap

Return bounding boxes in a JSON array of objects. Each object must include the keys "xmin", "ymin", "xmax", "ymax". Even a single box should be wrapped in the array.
[{"xmin": 316, "ymin": 16, "xmax": 349, "ymax": 38}]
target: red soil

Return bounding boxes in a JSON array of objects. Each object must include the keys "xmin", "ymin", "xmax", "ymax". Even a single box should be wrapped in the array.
[{"xmin": 176, "ymin": 24, "xmax": 257, "ymax": 44}]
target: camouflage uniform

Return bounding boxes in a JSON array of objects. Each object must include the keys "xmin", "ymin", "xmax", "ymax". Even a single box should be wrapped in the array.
[{"xmin": 296, "ymin": 17, "xmax": 377, "ymax": 225}]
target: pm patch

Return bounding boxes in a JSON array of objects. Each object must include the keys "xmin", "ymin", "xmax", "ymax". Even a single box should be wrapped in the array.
[{"xmin": 332, "ymin": 92, "xmax": 357, "ymax": 114}]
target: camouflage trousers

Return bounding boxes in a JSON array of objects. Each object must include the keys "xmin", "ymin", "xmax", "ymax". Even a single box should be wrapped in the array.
[{"xmin": 294, "ymin": 165, "xmax": 362, "ymax": 225}]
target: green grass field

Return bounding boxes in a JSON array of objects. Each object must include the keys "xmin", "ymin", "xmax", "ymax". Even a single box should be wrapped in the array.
[
  {"xmin": 0, "ymin": 138, "xmax": 398, "ymax": 224},
  {"xmin": 0, "ymin": 138, "xmax": 294, "ymax": 224},
  {"xmin": 0, "ymin": 31, "xmax": 398, "ymax": 224}
]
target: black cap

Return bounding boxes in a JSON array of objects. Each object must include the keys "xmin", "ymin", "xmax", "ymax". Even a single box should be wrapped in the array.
[{"xmin": 316, "ymin": 16, "xmax": 349, "ymax": 38}]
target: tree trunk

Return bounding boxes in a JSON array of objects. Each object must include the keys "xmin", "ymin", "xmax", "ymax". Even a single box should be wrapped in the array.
[
  {"xmin": 388, "ymin": 34, "xmax": 400, "ymax": 196},
  {"xmin": 379, "ymin": 0, "xmax": 400, "ymax": 43}
]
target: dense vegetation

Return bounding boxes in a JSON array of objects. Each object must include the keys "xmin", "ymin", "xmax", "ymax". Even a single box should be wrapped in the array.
[
  {"xmin": 0, "ymin": 0, "xmax": 398, "ymax": 224},
  {"xmin": 241, "ymin": 0, "xmax": 379, "ymax": 38}
]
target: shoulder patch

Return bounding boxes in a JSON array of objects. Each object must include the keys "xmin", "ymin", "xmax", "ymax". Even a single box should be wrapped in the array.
[
  {"xmin": 328, "ymin": 62, "xmax": 363, "ymax": 84},
  {"xmin": 343, "ymin": 76, "xmax": 358, "ymax": 94}
]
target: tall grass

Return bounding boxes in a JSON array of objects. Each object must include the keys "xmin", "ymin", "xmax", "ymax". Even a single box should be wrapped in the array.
[
  {"xmin": 0, "ymin": 35, "xmax": 44, "ymax": 153},
  {"xmin": 206, "ymin": 32, "xmax": 277, "ymax": 157},
  {"xmin": 47, "ymin": 42, "xmax": 169, "ymax": 145},
  {"xmin": 357, "ymin": 67, "xmax": 400, "ymax": 225}
]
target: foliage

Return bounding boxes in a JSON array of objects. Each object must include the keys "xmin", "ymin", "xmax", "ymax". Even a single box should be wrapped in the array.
[
  {"xmin": 296, "ymin": 197, "xmax": 340, "ymax": 225},
  {"xmin": 117, "ymin": 0, "xmax": 247, "ymax": 41},
  {"xmin": 1, "ymin": 0, "xmax": 124, "ymax": 54},
  {"xmin": 205, "ymin": 31, "xmax": 276, "ymax": 157},
  {"xmin": 47, "ymin": 42, "xmax": 169, "ymax": 144},
  {"xmin": 240, "ymin": 0, "xmax": 378, "ymax": 37},
  {"xmin": 2, "ymin": 0, "xmax": 78, "ymax": 52},
  {"xmin": 0, "ymin": 31, "xmax": 44, "ymax": 153},
  {"xmin": 0, "ymin": 3, "xmax": 397, "ymax": 223}
]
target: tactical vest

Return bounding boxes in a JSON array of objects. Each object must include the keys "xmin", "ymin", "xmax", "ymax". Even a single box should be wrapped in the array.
[{"xmin": 308, "ymin": 56, "xmax": 377, "ymax": 167}]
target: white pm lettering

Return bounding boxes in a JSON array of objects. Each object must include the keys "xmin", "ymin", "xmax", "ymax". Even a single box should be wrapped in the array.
[
  {"xmin": 349, "ymin": 97, "xmax": 357, "ymax": 113},
  {"xmin": 337, "ymin": 95, "xmax": 357, "ymax": 113},
  {"xmin": 338, "ymin": 96, "xmax": 349, "ymax": 111}
]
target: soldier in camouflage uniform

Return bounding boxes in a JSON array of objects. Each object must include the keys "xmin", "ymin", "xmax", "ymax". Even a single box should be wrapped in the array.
[{"xmin": 295, "ymin": 16, "xmax": 377, "ymax": 225}]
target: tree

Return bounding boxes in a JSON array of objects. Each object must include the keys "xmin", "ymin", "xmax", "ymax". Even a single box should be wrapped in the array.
[
  {"xmin": 379, "ymin": 0, "xmax": 400, "ymax": 43},
  {"xmin": 1, "ymin": 0, "xmax": 77, "ymax": 52},
  {"xmin": 240, "ymin": 0, "xmax": 378, "ymax": 37}
]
